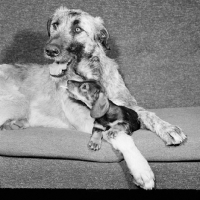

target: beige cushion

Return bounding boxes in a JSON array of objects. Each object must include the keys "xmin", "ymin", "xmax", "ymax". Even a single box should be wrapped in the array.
[{"xmin": 0, "ymin": 107, "xmax": 199, "ymax": 163}]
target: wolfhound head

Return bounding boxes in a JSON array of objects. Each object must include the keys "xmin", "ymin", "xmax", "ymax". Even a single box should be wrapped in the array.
[{"xmin": 45, "ymin": 6, "xmax": 110, "ymax": 68}]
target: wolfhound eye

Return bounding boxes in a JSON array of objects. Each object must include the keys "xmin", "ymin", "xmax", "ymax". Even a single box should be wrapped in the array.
[
  {"xmin": 74, "ymin": 27, "xmax": 82, "ymax": 33},
  {"xmin": 52, "ymin": 22, "xmax": 59, "ymax": 30}
]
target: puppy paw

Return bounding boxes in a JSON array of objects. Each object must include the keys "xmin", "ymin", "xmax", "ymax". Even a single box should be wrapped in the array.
[
  {"xmin": 88, "ymin": 139, "xmax": 102, "ymax": 151},
  {"xmin": 162, "ymin": 125, "xmax": 187, "ymax": 146},
  {"xmin": 0, "ymin": 119, "xmax": 29, "ymax": 131},
  {"xmin": 132, "ymin": 166, "xmax": 155, "ymax": 190}
]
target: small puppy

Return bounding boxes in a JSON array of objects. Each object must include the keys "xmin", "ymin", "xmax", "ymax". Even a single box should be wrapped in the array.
[{"xmin": 67, "ymin": 79, "xmax": 141, "ymax": 150}]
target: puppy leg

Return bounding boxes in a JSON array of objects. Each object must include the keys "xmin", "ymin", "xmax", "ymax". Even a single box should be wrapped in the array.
[
  {"xmin": 134, "ymin": 106, "xmax": 187, "ymax": 146},
  {"xmin": 88, "ymin": 127, "xmax": 103, "ymax": 151},
  {"xmin": 103, "ymin": 130, "xmax": 155, "ymax": 190}
]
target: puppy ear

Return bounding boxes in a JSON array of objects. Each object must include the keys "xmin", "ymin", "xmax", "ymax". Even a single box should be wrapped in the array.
[
  {"xmin": 47, "ymin": 17, "xmax": 52, "ymax": 37},
  {"xmin": 90, "ymin": 92, "xmax": 109, "ymax": 118}
]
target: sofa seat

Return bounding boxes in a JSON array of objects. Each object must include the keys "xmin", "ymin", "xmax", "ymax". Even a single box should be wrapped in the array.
[{"xmin": 0, "ymin": 106, "xmax": 199, "ymax": 189}]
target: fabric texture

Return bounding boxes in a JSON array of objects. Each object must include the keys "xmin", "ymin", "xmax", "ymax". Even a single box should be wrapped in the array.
[
  {"xmin": 0, "ymin": 107, "xmax": 199, "ymax": 162},
  {"xmin": 1, "ymin": 157, "xmax": 200, "ymax": 189}
]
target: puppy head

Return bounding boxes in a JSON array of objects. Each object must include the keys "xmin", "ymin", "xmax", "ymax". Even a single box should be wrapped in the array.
[{"xmin": 67, "ymin": 80, "xmax": 109, "ymax": 118}]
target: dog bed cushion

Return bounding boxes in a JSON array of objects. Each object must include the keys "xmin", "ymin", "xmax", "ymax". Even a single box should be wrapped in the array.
[{"xmin": 0, "ymin": 107, "xmax": 199, "ymax": 163}]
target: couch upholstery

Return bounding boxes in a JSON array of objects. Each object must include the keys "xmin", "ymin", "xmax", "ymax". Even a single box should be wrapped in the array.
[{"xmin": 0, "ymin": 0, "xmax": 200, "ymax": 189}]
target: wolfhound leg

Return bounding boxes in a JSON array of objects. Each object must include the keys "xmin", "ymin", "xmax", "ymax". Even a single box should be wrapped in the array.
[
  {"xmin": 104, "ymin": 70, "xmax": 187, "ymax": 146},
  {"xmin": 133, "ymin": 106, "xmax": 187, "ymax": 145},
  {"xmin": 0, "ymin": 97, "xmax": 29, "ymax": 130}
]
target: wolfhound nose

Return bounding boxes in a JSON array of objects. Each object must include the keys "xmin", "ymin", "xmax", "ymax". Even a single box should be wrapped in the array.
[{"xmin": 45, "ymin": 44, "xmax": 60, "ymax": 57}]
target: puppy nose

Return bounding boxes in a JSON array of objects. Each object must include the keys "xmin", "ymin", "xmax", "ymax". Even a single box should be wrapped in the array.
[{"xmin": 45, "ymin": 44, "xmax": 60, "ymax": 57}]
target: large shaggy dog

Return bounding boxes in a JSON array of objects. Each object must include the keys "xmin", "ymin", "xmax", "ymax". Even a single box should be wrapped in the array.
[{"xmin": 0, "ymin": 7, "xmax": 187, "ymax": 189}]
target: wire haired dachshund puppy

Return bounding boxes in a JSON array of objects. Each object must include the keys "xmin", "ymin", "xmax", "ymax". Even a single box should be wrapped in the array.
[
  {"xmin": 67, "ymin": 79, "xmax": 141, "ymax": 150},
  {"xmin": 66, "ymin": 79, "xmax": 156, "ymax": 190}
]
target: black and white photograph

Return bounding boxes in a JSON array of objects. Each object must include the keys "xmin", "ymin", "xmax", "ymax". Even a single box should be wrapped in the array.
[{"xmin": 0, "ymin": 0, "xmax": 199, "ymax": 190}]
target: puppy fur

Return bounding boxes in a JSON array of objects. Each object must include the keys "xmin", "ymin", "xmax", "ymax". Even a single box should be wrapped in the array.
[
  {"xmin": 66, "ymin": 79, "xmax": 155, "ymax": 189},
  {"xmin": 67, "ymin": 79, "xmax": 141, "ymax": 151}
]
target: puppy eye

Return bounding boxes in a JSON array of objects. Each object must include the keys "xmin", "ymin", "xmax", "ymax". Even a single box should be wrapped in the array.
[
  {"xmin": 74, "ymin": 27, "xmax": 82, "ymax": 33},
  {"xmin": 52, "ymin": 22, "xmax": 59, "ymax": 30},
  {"xmin": 80, "ymin": 83, "xmax": 89, "ymax": 91}
]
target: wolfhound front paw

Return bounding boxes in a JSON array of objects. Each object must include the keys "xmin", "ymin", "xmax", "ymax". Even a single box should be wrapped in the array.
[
  {"xmin": 162, "ymin": 125, "xmax": 187, "ymax": 146},
  {"xmin": 0, "ymin": 119, "xmax": 29, "ymax": 131}
]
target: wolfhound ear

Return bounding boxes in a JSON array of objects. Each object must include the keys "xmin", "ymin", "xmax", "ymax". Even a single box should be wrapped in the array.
[
  {"xmin": 47, "ymin": 17, "xmax": 52, "ymax": 37},
  {"xmin": 95, "ymin": 17, "xmax": 110, "ymax": 51},
  {"xmin": 90, "ymin": 92, "xmax": 109, "ymax": 118},
  {"xmin": 98, "ymin": 28, "xmax": 110, "ymax": 51}
]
